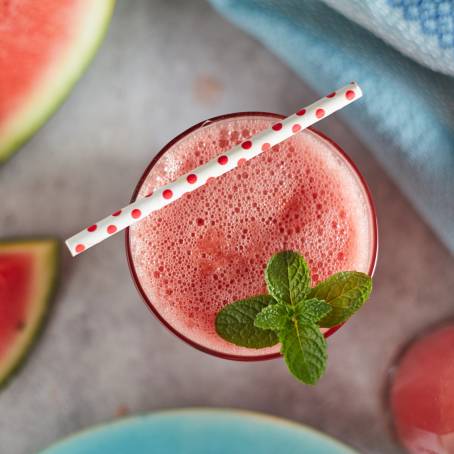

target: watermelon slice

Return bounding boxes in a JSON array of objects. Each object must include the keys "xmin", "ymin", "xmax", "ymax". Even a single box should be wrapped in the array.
[
  {"xmin": 0, "ymin": 0, "xmax": 115, "ymax": 162},
  {"xmin": 0, "ymin": 239, "xmax": 59, "ymax": 388}
]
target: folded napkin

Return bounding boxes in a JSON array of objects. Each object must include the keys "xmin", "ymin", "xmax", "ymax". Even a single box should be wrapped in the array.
[{"xmin": 210, "ymin": 0, "xmax": 454, "ymax": 253}]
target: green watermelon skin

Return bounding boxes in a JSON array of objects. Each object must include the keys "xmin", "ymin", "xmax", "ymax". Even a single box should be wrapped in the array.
[
  {"xmin": 0, "ymin": 1, "xmax": 115, "ymax": 163},
  {"xmin": 0, "ymin": 239, "xmax": 59, "ymax": 389}
]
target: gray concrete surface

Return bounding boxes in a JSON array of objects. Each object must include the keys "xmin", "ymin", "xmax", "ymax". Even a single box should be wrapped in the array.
[{"xmin": 1, "ymin": 1, "xmax": 453, "ymax": 453}]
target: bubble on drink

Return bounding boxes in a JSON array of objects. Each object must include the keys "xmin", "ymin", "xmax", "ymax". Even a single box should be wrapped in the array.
[{"xmin": 129, "ymin": 115, "xmax": 375, "ymax": 356}]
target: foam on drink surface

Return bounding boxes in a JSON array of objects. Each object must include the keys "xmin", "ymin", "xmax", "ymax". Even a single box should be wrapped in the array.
[{"xmin": 130, "ymin": 115, "xmax": 373, "ymax": 356}]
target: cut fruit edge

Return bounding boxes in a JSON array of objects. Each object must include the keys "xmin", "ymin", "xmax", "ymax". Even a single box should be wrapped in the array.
[
  {"xmin": 0, "ymin": 0, "xmax": 116, "ymax": 162},
  {"xmin": 0, "ymin": 239, "xmax": 59, "ymax": 388}
]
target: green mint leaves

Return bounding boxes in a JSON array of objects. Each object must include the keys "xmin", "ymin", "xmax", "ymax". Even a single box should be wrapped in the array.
[
  {"xmin": 254, "ymin": 303, "xmax": 288, "ymax": 331},
  {"xmin": 308, "ymin": 272, "xmax": 372, "ymax": 328},
  {"xmin": 265, "ymin": 251, "xmax": 310, "ymax": 305},
  {"xmin": 280, "ymin": 321, "xmax": 327, "ymax": 385},
  {"xmin": 215, "ymin": 295, "xmax": 279, "ymax": 348},
  {"xmin": 295, "ymin": 298, "xmax": 332, "ymax": 325},
  {"xmin": 215, "ymin": 251, "xmax": 373, "ymax": 385}
]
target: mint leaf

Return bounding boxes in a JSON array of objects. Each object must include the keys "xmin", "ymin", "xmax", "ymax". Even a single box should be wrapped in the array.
[
  {"xmin": 265, "ymin": 251, "xmax": 310, "ymax": 307},
  {"xmin": 295, "ymin": 298, "xmax": 331, "ymax": 324},
  {"xmin": 254, "ymin": 303, "xmax": 288, "ymax": 331},
  {"xmin": 215, "ymin": 295, "xmax": 279, "ymax": 348},
  {"xmin": 280, "ymin": 320, "xmax": 327, "ymax": 385},
  {"xmin": 308, "ymin": 271, "xmax": 372, "ymax": 328},
  {"xmin": 214, "ymin": 249, "xmax": 374, "ymax": 386}
]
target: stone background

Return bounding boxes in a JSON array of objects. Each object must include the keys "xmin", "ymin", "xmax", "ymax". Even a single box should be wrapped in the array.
[{"xmin": 1, "ymin": 1, "xmax": 453, "ymax": 453}]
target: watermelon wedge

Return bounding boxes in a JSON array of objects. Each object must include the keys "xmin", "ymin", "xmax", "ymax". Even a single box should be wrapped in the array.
[
  {"xmin": 0, "ymin": 239, "xmax": 59, "ymax": 388},
  {"xmin": 0, "ymin": 0, "xmax": 115, "ymax": 162}
]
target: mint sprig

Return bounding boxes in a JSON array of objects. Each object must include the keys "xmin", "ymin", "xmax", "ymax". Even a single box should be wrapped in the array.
[{"xmin": 215, "ymin": 251, "xmax": 373, "ymax": 385}]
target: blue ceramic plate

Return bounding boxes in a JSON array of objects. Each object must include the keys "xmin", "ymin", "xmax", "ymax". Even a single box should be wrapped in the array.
[{"xmin": 40, "ymin": 408, "xmax": 358, "ymax": 454}]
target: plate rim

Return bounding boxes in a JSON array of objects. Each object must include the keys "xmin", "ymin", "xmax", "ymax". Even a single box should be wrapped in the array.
[{"xmin": 39, "ymin": 407, "xmax": 359, "ymax": 454}]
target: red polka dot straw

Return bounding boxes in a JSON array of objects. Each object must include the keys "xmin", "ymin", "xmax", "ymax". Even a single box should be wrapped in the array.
[{"xmin": 66, "ymin": 82, "xmax": 363, "ymax": 256}]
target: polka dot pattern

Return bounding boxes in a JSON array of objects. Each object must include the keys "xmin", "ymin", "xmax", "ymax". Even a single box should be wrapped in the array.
[
  {"xmin": 346, "ymin": 90, "xmax": 355, "ymax": 100},
  {"xmin": 316, "ymin": 108, "xmax": 325, "ymax": 119},
  {"xmin": 66, "ymin": 82, "xmax": 362, "ymax": 256},
  {"xmin": 217, "ymin": 155, "xmax": 228, "ymax": 165},
  {"xmin": 187, "ymin": 174, "xmax": 197, "ymax": 184},
  {"xmin": 131, "ymin": 209, "xmax": 142, "ymax": 219}
]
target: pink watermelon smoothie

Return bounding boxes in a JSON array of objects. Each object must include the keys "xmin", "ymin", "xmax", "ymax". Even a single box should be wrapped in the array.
[
  {"xmin": 128, "ymin": 113, "xmax": 377, "ymax": 359},
  {"xmin": 390, "ymin": 325, "xmax": 454, "ymax": 453}
]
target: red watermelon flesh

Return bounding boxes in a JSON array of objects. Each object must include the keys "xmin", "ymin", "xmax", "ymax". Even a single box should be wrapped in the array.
[
  {"xmin": 0, "ymin": 252, "xmax": 33, "ymax": 359},
  {"xmin": 0, "ymin": 239, "xmax": 58, "ymax": 387},
  {"xmin": 0, "ymin": 0, "xmax": 115, "ymax": 162}
]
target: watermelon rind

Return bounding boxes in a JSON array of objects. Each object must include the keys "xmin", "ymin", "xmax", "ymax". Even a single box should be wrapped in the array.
[
  {"xmin": 0, "ymin": 1, "xmax": 116, "ymax": 163},
  {"xmin": 0, "ymin": 239, "xmax": 59, "ymax": 389}
]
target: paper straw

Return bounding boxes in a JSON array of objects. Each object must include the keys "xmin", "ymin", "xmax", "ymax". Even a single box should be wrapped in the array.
[{"xmin": 66, "ymin": 82, "xmax": 362, "ymax": 256}]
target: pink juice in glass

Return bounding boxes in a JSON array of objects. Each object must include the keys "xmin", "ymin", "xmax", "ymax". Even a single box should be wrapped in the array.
[
  {"xmin": 390, "ymin": 324, "xmax": 454, "ymax": 453},
  {"xmin": 127, "ymin": 113, "xmax": 377, "ymax": 359}
]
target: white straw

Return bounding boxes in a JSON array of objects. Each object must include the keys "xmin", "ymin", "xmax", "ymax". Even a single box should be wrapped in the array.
[{"xmin": 66, "ymin": 82, "xmax": 362, "ymax": 256}]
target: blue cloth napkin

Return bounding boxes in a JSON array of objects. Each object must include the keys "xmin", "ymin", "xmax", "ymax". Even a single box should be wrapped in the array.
[{"xmin": 210, "ymin": 0, "xmax": 454, "ymax": 253}]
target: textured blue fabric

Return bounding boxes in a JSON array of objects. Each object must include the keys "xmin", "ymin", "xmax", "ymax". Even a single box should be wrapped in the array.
[
  {"xmin": 210, "ymin": 0, "xmax": 454, "ymax": 253},
  {"xmin": 389, "ymin": 0, "xmax": 454, "ymax": 49},
  {"xmin": 321, "ymin": 0, "xmax": 454, "ymax": 75}
]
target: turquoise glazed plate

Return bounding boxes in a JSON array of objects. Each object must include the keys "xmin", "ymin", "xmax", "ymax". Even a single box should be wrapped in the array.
[{"xmin": 40, "ymin": 408, "xmax": 358, "ymax": 454}]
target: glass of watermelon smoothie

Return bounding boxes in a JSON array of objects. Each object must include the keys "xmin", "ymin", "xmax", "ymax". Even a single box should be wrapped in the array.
[
  {"xmin": 389, "ymin": 323, "xmax": 454, "ymax": 453},
  {"xmin": 126, "ymin": 112, "xmax": 378, "ymax": 360}
]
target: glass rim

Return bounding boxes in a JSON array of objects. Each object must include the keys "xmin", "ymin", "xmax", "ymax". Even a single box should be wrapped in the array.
[{"xmin": 125, "ymin": 111, "xmax": 379, "ymax": 361}]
